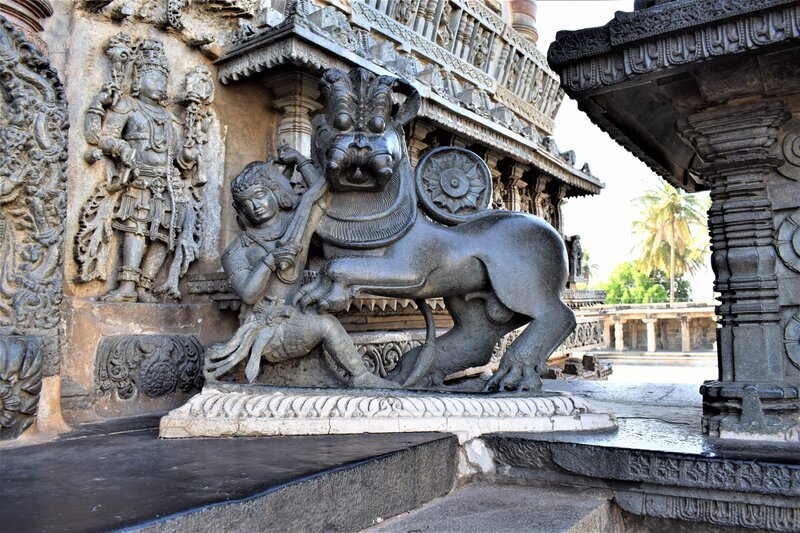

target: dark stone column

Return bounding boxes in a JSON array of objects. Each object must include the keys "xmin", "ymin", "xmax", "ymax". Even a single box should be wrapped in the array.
[{"xmin": 679, "ymin": 102, "xmax": 798, "ymax": 440}]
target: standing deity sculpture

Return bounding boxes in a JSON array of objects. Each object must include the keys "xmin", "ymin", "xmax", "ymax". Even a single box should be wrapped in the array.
[{"xmin": 76, "ymin": 34, "xmax": 214, "ymax": 302}]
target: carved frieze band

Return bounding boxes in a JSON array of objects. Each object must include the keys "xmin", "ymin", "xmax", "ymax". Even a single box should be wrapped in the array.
[
  {"xmin": 641, "ymin": 494, "xmax": 799, "ymax": 532},
  {"xmin": 179, "ymin": 387, "xmax": 594, "ymax": 420},
  {"xmin": 559, "ymin": 320, "xmax": 604, "ymax": 351},
  {"xmin": 549, "ymin": 0, "xmax": 798, "ymax": 64},
  {"xmin": 555, "ymin": 4, "xmax": 800, "ymax": 93},
  {"xmin": 96, "ymin": 335, "xmax": 204, "ymax": 400}
]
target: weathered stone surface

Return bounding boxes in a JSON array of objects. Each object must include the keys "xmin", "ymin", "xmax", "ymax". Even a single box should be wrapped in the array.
[
  {"xmin": 368, "ymin": 483, "xmax": 622, "ymax": 533},
  {"xmin": 0, "ymin": 415, "xmax": 457, "ymax": 532}
]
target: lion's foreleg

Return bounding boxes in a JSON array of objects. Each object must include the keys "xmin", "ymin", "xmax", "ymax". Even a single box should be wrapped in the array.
[{"xmin": 299, "ymin": 254, "xmax": 427, "ymax": 311}]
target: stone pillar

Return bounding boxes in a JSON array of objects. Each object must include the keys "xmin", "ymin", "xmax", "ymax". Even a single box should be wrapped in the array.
[
  {"xmin": 642, "ymin": 317, "xmax": 657, "ymax": 353},
  {"xmin": 628, "ymin": 320, "xmax": 639, "ymax": 351},
  {"xmin": 269, "ymin": 72, "xmax": 321, "ymax": 159},
  {"xmin": 603, "ymin": 318, "xmax": 612, "ymax": 349},
  {"xmin": 506, "ymin": 166, "xmax": 527, "ymax": 213},
  {"xmin": 679, "ymin": 102, "xmax": 794, "ymax": 440},
  {"xmin": 613, "ymin": 315, "xmax": 625, "ymax": 352},
  {"xmin": 508, "ymin": 0, "xmax": 538, "ymax": 43},
  {"xmin": 486, "ymin": 152, "xmax": 507, "ymax": 210},
  {"xmin": 680, "ymin": 315, "xmax": 691, "ymax": 353}
]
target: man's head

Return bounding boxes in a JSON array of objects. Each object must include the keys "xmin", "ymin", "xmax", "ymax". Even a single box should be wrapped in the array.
[{"xmin": 231, "ymin": 160, "xmax": 299, "ymax": 229}]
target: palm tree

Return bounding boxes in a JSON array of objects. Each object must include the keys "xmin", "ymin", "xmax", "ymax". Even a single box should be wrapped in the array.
[{"xmin": 632, "ymin": 180, "xmax": 710, "ymax": 303}]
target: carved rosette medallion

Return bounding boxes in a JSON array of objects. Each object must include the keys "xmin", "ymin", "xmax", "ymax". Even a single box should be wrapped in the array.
[
  {"xmin": 785, "ymin": 313, "xmax": 800, "ymax": 370},
  {"xmin": 777, "ymin": 120, "xmax": 800, "ymax": 180},
  {"xmin": 96, "ymin": 335, "xmax": 204, "ymax": 400},
  {"xmin": 415, "ymin": 147, "xmax": 492, "ymax": 224},
  {"xmin": 776, "ymin": 209, "xmax": 800, "ymax": 273}
]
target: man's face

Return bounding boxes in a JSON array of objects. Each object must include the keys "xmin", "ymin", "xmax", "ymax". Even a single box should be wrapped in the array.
[
  {"xmin": 238, "ymin": 185, "xmax": 278, "ymax": 225},
  {"xmin": 139, "ymin": 71, "xmax": 167, "ymax": 103}
]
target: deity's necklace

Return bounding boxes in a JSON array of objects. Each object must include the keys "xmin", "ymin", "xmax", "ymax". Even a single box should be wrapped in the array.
[{"xmin": 136, "ymin": 99, "xmax": 169, "ymax": 154}]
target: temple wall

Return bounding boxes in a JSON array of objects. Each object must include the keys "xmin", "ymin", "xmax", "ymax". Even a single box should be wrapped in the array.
[{"xmin": 0, "ymin": 0, "xmax": 603, "ymax": 435}]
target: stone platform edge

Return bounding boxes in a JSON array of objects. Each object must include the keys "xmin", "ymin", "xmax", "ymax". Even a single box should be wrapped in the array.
[{"xmin": 159, "ymin": 384, "xmax": 617, "ymax": 440}]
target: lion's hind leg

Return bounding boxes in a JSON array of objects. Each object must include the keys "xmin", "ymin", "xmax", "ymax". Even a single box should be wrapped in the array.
[{"xmin": 484, "ymin": 300, "xmax": 576, "ymax": 392}]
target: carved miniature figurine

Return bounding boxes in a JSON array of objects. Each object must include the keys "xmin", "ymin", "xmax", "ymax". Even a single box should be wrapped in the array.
[
  {"xmin": 76, "ymin": 35, "xmax": 212, "ymax": 302},
  {"xmin": 204, "ymin": 157, "xmax": 396, "ymax": 388}
]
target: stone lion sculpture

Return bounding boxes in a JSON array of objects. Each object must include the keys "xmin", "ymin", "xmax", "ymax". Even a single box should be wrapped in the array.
[{"xmin": 294, "ymin": 67, "xmax": 576, "ymax": 392}]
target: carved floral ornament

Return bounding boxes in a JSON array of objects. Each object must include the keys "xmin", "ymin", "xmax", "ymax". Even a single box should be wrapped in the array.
[
  {"xmin": 777, "ymin": 120, "xmax": 800, "ymax": 180},
  {"xmin": 415, "ymin": 147, "xmax": 492, "ymax": 224}
]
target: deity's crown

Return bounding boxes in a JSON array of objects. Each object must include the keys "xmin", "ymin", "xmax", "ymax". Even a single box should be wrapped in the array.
[{"xmin": 134, "ymin": 39, "xmax": 169, "ymax": 76}]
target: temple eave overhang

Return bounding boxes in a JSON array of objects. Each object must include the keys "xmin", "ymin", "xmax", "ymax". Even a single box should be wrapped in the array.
[
  {"xmin": 219, "ymin": 19, "xmax": 603, "ymax": 196},
  {"xmin": 548, "ymin": 0, "xmax": 800, "ymax": 192}
]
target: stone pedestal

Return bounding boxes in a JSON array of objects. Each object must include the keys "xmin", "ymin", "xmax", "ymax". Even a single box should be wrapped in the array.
[{"xmin": 160, "ymin": 383, "xmax": 617, "ymax": 441}]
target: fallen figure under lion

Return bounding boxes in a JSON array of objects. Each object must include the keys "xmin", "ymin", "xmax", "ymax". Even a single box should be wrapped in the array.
[{"xmin": 205, "ymin": 67, "xmax": 576, "ymax": 393}]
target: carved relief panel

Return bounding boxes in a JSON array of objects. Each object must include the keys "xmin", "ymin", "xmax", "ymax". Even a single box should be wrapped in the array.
[
  {"xmin": 73, "ymin": 32, "xmax": 220, "ymax": 303},
  {"xmin": 0, "ymin": 18, "xmax": 68, "ymax": 438},
  {"xmin": 95, "ymin": 334, "xmax": 204, "ymax": 400}
]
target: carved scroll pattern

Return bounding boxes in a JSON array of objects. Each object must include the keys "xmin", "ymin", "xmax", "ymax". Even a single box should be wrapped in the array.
[
  {"xmin": 96, "ymin": 335, "xmax": 204, "ymax": 400},
  {"xmin": 0, "ymin": 18, "xmax": 68, "ymax": 387},
  {"xmin": 358, "ymin": 339, "xmax": 422, "ymax": 377}
]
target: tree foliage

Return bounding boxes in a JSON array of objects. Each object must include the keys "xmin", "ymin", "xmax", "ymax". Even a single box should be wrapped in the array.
[
  {"xmin": 601, "ymin": 262, "xmax": 691, "ymax": 304},
  {"xmin": 633, "ymin": 181, "xmax": 710, "ymax": 303}
]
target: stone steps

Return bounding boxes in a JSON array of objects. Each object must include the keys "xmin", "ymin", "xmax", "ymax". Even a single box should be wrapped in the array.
[
  {"xmin": 484, "ymin": 432, "xmax": 800, "ymax": 532},
  {"xmin": 0, "ymin": 415, "xmax": 458, "ymax": 532},
  {"xmin": 364, "ymin": 483, "xmax": 623, "ymax": 533}
]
